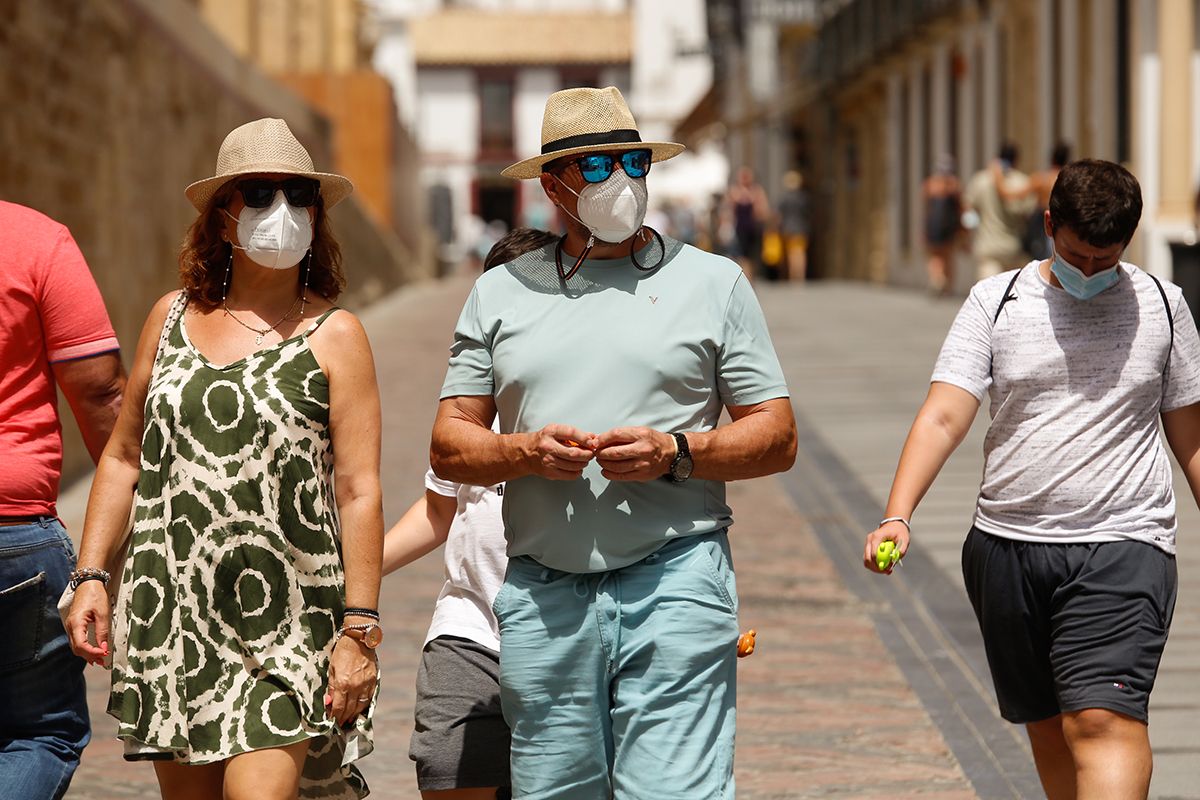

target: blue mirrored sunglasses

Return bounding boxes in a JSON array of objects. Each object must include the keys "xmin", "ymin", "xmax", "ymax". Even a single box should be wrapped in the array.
[{"xmin": 575, "ymin": 149, "xmax": 652, "ymax": 183}]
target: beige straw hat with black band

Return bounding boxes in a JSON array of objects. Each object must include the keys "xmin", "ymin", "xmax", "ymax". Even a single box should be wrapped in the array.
[
  {"xmin": 501, "ymin": 86, "xmax": 685, "ymax": 180},
  {"xmin": 185, "ymin": 118, "xmax": 354, "ymax": 212}
]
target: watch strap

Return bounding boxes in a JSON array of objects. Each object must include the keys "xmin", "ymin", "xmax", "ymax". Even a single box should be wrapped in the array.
[{"xmin": 668, "ymin": 432, "xmax": 692, "ymax": 482}]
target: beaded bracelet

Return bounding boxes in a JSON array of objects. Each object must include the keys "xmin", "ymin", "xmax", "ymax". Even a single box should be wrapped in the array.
[
  {"xmin": 69, "ymin": 567, "xmax": 111, "ymax": 590},
  {"xmin": 343, "ymin": 607, "xmax": 380, "ymax": 622}
]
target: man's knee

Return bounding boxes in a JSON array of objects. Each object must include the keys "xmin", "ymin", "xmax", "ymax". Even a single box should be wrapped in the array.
[{"xmin": 1062, "ymin": 708, "xmax": 1147, "ymax": 744}]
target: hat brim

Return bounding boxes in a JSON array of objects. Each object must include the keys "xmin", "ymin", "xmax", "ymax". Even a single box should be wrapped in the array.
[
  {"xmin": 501, "ymin": 141, "xmax": 686, "ymax": 180},
  {"xmin": 184, "ymin": 168, "xmax": 354, "ymax": 212}
]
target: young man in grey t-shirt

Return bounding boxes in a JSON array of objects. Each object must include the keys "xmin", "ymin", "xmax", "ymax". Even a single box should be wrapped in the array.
[{"xmin": 863, "ymin": 160, "xmax": 1200, "ymax": 799}]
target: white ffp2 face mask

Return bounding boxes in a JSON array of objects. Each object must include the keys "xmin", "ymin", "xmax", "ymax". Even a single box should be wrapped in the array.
[
  {"xmin": 556, "ymin": 170, "xmax": 649, "ymax": 244},
  {"xmin": 225, "ymin": 191, "xmax": 313, "ymax": 269}
]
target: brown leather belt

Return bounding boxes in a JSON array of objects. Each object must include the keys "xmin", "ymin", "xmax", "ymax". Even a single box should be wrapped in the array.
[{"xmin": 0, "ymin": 516, "xmax": 46, "ymax": 526}]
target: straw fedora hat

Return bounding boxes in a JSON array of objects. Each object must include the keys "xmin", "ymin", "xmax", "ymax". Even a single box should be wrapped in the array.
[
  {"xmin": 185, "ymin": 118, "xmax": 354, "ymax": 212},
  {"xmin": 501, "ymin": 86, "xmax": 685, "ymax": 180}
]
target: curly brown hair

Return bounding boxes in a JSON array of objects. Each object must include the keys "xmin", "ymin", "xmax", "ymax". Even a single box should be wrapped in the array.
[{"xmin": 179, "ymin": 180, "xmax": 345, "ymax": 310}]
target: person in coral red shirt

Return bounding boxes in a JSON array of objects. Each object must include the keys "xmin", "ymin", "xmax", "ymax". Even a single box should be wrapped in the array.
[{"xmin": 0, "ymin": 200, "xmax": 125, "ymax": 799}]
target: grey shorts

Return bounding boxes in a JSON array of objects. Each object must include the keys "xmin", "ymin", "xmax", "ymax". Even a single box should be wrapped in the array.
[
  {"xmin": 962, "ymin": 527, "xmax": 1177, "ymax": 724},
  {"xmin": 410, "ymin": 636, "xmax": 511, "ymax": 792}
]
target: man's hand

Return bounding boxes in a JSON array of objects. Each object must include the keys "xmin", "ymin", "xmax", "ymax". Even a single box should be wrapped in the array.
[
  {"xmin": 862, "ymin": 520, "xmax": 910, "ymax": 574},
  {"xmin": 592, "ymin": 427, "xmax": 675, "ymax": 481},
  {"xmin": 525, "ymin": 424, "xmax": 597, "ymax": 480}
]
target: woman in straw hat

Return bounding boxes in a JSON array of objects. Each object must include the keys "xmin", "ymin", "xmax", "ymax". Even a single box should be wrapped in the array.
[{"xmin": 66, "ymin": 118, "xmax": 382, "ymax": 800}]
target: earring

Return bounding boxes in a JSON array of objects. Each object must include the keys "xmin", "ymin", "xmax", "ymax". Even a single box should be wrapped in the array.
[
  {"xmin": 221, "ymin": 247, "xmax": 233, "ymax": 303},
  {"xmin": 300, "ymin": 250, "xmax": 311, "ymax": 317}
]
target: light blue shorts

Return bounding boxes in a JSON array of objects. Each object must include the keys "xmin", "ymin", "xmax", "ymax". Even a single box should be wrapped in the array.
[{"xmin": 493, "ymin": 531, "xmax": 738, "ymax": 799}]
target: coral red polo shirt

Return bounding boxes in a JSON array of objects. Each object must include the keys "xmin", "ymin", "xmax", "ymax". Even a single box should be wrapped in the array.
[{"xmin": 0, "ymin": 201, "xmax": 119, "ymax": 517}]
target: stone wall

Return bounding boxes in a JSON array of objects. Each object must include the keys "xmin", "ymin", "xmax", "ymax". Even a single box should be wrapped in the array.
[{"xmin": 0, "ymin": 0, "xmax": 426, "ymax": 485}]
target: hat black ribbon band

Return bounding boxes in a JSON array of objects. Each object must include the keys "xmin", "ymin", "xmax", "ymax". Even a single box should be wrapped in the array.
[{"xmin": 541, "ymin": 129, "xmax": 641, "ymax": 154}]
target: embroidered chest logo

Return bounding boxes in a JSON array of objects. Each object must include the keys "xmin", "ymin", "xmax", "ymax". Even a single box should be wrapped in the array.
[{"xmin": 649, "ymin": 296, "xmax": 659, "ymax": 305}]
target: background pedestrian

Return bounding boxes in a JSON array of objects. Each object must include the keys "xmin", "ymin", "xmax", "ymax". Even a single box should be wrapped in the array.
[
  {"xmin": 923, "ymin": 155, "xmax": 963, "ymax": 295},
  {"xmin": 964, "ymin": 142, "xmax": 1035, "ymax": 279},
  {"xmin": 726, "ymin": 166, "xmax": 769, "ymax": 280},
  {"xmin": 777, "ymin": 170, "xmax": 811, "ymax": 282}
]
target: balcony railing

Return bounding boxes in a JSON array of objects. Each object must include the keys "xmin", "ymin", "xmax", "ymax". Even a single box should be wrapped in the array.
[
  {"xmin": 747, "ymin": 0, "xmax": 822, "ymax": 25},
  {"xmin": 810, "ymin": 0, "xmax": 965, "ymax": 84}
]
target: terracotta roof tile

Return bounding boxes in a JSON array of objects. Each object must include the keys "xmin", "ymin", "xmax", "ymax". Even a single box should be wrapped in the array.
[{"xmin": 411, "ymin": 10, "xmax": 631, "ymax": 66}]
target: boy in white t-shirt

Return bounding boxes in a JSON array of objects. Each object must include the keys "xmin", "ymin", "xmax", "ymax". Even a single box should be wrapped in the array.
[
  {"xmin": 384, "ymin": 229, "xmax": 558, "ymax": 800},
  {"xmin": 863, "ymin": 160, "xmax": 1200, "ymax": 799}
]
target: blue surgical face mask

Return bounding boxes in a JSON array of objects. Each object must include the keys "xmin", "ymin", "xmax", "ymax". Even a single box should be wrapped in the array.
[{"xmin": 1050, "ymin": 247, "xmax": 1121, "ymax": 300}]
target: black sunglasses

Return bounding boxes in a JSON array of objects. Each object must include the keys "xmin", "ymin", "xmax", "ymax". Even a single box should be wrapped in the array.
[{"xmin": 236, "ymin": 178, "xmax": 320, "ymax": 209}]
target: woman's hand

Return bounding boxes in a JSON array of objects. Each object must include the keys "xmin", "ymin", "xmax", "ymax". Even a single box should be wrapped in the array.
[
  {"xmin": 66, "ymin": 580, "xmax": 112, "ymax": 666},
  {"xmin": 326, "ymin": 636, "xmax": 378, "ymax": 728}
]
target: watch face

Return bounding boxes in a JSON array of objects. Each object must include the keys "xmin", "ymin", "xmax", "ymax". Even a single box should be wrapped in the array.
[
  {"xmin": 364, "ymin": 625, "xmax": 384, "ymax": 648},
  {"xmin": 674, "ymin": 455, "xmax": 694, "ymax": 481},
  {"xmin": 344, "ymin": 624, "xmax": 384, "ymax": 648}
]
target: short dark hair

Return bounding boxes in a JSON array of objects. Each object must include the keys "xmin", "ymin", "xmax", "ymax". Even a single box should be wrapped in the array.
[
  {"xmin": 1047, "ymin": 159, "xmax": 1142, "ymax": 247},
  {"xmin": 1051, "ymin": 141, "xmax": 1071, "ymax": 168},
  {"xmin": 999, "ymin": 141, "xmax": 1019, "ymax": 165},
  {"xmin": 484, "ymin": 227, "xmax": 560, "ymax": 270}
]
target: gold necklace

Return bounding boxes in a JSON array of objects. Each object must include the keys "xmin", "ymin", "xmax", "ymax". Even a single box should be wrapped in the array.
[{"xmin": 223, "ymin": 295, "xmax": 304, "ymax": 345}]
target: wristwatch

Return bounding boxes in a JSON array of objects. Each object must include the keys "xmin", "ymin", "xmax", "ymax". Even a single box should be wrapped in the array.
[
  {"xmin": 666, "ymin": 432, "xmax": 693, "ymax": 483},
  {"xmin": 337, "ymin": 623, "xmax": 384, "ymax": 649}
]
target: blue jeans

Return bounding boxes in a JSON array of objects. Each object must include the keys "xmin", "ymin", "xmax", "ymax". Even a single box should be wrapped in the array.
[
  {"xmin": 494, "ymin": 531, "xmax": 738, "ymax": 800},
  {"xmin": 0, "ymin": 518, "xmax": 90, "ymax": 800}
]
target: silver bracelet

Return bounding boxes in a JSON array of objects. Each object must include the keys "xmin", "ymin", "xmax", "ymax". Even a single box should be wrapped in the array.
[{"xmin": 878, "ymin": 516, "xmax": 911, "ymax": 534}]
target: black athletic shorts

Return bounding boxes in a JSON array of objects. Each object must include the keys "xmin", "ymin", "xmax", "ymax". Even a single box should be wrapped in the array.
[
  {"xmin": 409, "ymin": 636, "xmax": 511, "ymax": 794},
  {"xmin": 961, "ymin": 526, "xmax": 1177, "ymax": 724}
]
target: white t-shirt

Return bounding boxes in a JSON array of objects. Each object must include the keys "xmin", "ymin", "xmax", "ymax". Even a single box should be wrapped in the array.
[
  {"xmin": 931, "ymin": 262, "xmax": 1200, "ymax": 553},
  {"xmin": 423, "ymin": 468, "xmax": 507, "ymax": 651}
]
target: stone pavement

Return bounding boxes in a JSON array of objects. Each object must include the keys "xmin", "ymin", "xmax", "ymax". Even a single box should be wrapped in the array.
[{"xmin": 56, "ymin": 276, "xmax": 1199, "ymax": 798}]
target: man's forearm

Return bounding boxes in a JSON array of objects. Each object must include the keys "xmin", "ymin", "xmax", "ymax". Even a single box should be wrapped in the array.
[
  {"xmin": 55, "ymin": 352, "xmax": 127, "ymax": 464},
  {"xmin": 431, "ymin": 417, "xmax": 533, "ymax": 485},
  {"xmin": 687, "ymin": 403, "xmax": 797, "ymax": 481},
  {"xmin": 73, "ymin": 390, "xmax": 124, "ymax": 463}
]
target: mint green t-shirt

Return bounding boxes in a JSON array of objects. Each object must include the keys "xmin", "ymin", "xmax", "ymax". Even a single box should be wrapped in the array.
[{"xmin": 440, "ymin": 237, "xmax": 789, "ymax": 572}]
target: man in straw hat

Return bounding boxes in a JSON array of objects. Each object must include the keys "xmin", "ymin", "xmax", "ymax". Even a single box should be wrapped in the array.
[{"xmin": 431, "ymin": 86, "xmax": 797, "ymax": 798}]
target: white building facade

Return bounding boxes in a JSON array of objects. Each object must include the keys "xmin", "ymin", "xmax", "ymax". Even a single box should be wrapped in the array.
[{"xmin": 370, "ymin": 0, "xmax": 719, "ymax": 262}]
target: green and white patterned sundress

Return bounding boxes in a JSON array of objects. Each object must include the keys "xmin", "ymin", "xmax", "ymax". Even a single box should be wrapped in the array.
[{"xmin": 108, "ymin": 292, "xmax": 373, "ymax": 798}]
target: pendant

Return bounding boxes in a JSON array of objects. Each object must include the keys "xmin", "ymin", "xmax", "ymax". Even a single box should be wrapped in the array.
[{"xmin": 255, "ymin": 334, "xmax": 264, "ymax": 345}]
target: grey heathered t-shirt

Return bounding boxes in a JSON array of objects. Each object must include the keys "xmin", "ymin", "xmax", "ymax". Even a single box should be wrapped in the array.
[
  {"xmin": 932, "ymin": 261, "xmax": 1200, "ymax": 553},
  {"xmin": 440, "ymin": 237, "xmax": 789, "ymax": 573}
]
